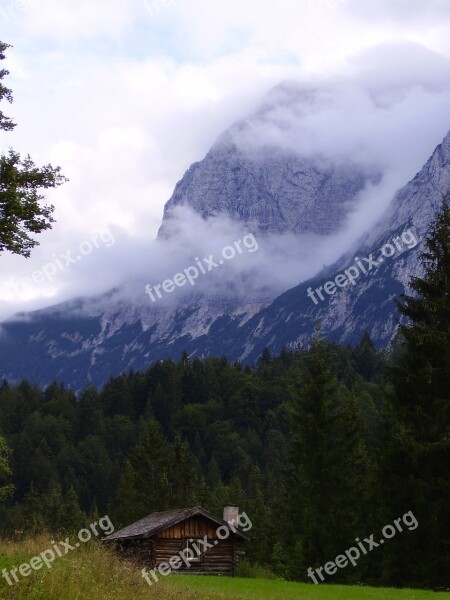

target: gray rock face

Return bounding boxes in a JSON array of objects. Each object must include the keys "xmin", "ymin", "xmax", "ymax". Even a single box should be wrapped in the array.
[
  {"xmin": 0, "ymin": 85, "xmax": 449, "ymax": 390},
  {"xmin": 362, "ymin": 128, "xmax": 450, "ymax": 250},
  {"xmin": 159, "ymin": 142, "xmax": 378, "ymax": 239},
  {"xmin": 158, "ymin": 84, "xmax": 380, "ymax": 238},
  {"xmin": 211, "ymin": 129, "xmax": 450, "ymax": 360},
  {"xmin": 0, "ymin": 293, "xmax": 272, "ymax": 390}
]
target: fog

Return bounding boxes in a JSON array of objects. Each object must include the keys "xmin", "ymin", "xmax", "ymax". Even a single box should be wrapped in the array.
[{"xmin": 2, "ymin": 0, "xmax": 450, "ymax": 320}]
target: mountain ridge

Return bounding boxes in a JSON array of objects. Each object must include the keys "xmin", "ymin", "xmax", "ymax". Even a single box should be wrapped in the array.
[{"xmin": 1, "ymin": 97, "xmax": 449, "ymax": 389}]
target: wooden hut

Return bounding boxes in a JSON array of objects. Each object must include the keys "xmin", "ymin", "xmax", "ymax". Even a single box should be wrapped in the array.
[{"xmin": 103, "ymin": 505, "xmax": 250, "ymax": 576}]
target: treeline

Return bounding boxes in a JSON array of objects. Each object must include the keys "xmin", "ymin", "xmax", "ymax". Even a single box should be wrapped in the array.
[
  {"xmin": 0, "ymin": 204, "xmax": 449, "ymax": 590},
  {"xmin": 0, "ymin": 339, "xmax": 388, "ymax": 570}
]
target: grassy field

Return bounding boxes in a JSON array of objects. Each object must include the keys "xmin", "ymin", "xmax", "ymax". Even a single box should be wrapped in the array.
[
  {"xmin": 0, "ymin": 536, "xmax": 448, "ymax": 600},
  {"xmin": 168, "ymin": 575, "xmax": 450, "ymax": 599}
]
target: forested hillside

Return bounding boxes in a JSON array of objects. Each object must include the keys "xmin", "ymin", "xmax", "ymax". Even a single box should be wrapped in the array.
[
  {"xmin": 0, "ymin": 332, "xmax": 444, "ymax": 589},
  {"xmin": 0, "ymin": 338, "xmax": 385, "ymax": 565},
  {"xmin": 0, "ymin": 204, "xmax": 449, "ymax": 592}
]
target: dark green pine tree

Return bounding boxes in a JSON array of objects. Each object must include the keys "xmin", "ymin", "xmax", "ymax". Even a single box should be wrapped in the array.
[
  {"xmin": 288, "ymin": 330, "xmax": 370, "ymax": 581},
  {"xmin": 394, "ymin": 202, "xmax": 450, "ymax": 434},
  {"xmin": 167, "ymin": 434, "xmax": 200, "ymax": 507},
  {"xmin": 352, "ymin": 332, "xmax": 383, "ymax": 381},
  {"xmin": 381, "ymin": 201, "xmax": 450, "ymax": 588},
  {"xmin": 110, "ymin": 419, "xmax": 171, "ymax": 527},
  {"xmin": 245, "ymin": 464, "xmax": 270, "ymax": 565},
  {"xmin": 129, "ymin": 419, "xmax": 171, "ymax": 513},
  {"xmin": 22, "ymin": 483, "xmax": 45, "ymax": 533},
  {"xmin": 41, "ymin": 483, "xmax": 65, "ymax": 532},
  {"xmin": 60, "ymin": 485, "xmax": 86, "ymax": 531},
  {"xmin": 206, "ymin": 456, "xmax": 222, "ymax": 489},
  {"xmin": 110, "ymin": 461, "xmax": 142, "ymax": 527},
  {"xmin": 0, "ymin": 435, "xmax": 14, "ymax": 503}
]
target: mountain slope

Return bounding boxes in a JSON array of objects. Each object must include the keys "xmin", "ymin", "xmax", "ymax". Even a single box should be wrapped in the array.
[
  {"xmin": 1, "ymin": 123, "xmax": 448, "ymax": 389},
  {"xmin": 205, "ymin": 129, "xmax": 450, "ymax": 361},
  {"xmin": 1, "ymin": 128, "xmax": 449, "ymax": 389},
  {"xmin": 158, "ymin": 83, "xmax": 380, "ymax": 239},
  {"xmin": 0, "ymin": 294, "xmax": 270, "ymax": 389},
  {"xmin": 0, "ymin": 84, "xmax": 385, "ymax": 390}
]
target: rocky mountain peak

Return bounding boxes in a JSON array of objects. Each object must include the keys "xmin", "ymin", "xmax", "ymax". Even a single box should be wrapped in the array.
[{"xmin": 158, "ymin": 84, "xmax": 381, "ymax": 240}]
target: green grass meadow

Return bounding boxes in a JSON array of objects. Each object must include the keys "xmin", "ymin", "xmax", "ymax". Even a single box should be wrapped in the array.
[
  {"xmin": 168, "ymin": 575, "xmax": 450, "ymax": 600},
  {"xmin": 0, "ymin": 537, "xmax": 448, "ymax": 600}
]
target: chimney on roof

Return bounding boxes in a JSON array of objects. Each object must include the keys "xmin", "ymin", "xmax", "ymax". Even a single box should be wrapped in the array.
[{"xmin": 223, "ymin": 505, "xmax": 239, "ymax": 526}]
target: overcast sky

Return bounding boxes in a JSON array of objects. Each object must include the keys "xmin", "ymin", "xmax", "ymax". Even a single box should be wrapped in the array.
[{"xmin": 1, "ymin": 0, "xmax": 450, "ymax": 320}]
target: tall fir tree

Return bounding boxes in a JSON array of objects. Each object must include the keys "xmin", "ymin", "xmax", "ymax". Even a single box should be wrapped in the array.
[
  {"xmin": 128, "ymin": 418, "xmax": 172, "ymax": 514},
  {"xmin": 0, "ymin": 435, "xmax": 14, "ymax": 502},
  {"xmin": 167, "ymin": 434, "xmax": 200, "ymax": 507},
  {"xmin": 288, "ymin": 331, "xmax": 370, "ymax": 581},
  {"xmin": 110, "ymin": 461, "xmax": 142, "ymax": 527},
  {"xmin": 60, "ymin": 485, "xmax": 86, "ymax": 531},
  {"xmin": 380, "ymin": 201, "xmax": 450, "ymax": 588}
]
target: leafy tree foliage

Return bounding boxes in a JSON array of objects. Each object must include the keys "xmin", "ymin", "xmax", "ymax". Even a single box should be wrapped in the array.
[{"xmin": 0, "ymin": 42, "xmax": 66, "ymax": 257}]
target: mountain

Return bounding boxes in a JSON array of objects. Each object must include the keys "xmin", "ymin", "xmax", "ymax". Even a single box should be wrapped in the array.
[
  {"xmin": 205, "ymin": 128, "xmax": 450, "ymax": 361},
  {"xmin": 0, "ymin": 84, "xmax": 382, "ymax": 390},
  {"xmin": 0, "ymin": 293, "xmax": 271, "ymax": 389},
  {"xmin": 1, "ymin": 86, "xmax": 449, "ymax": 390},
  {"xmin": 158, "ymin": 83, "xmax": 380, "ymax": 239}
]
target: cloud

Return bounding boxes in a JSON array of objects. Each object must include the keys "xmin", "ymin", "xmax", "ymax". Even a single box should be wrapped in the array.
[
  {"xmin": 350, "ymin": 42, "xmax": 450, "ymax": 92},
  {"xmin": 223, "ymin": 45, "xmax": 450, "ymax": 253},
  {"xmin": 233, "ymin": 44, "xmax": 450, "ymax": 168},
  {"xmin": 346, "ymin": 0, "xmax": 450, "ymax": 24},
  {"xmin": 14, "ymin": 0, "xmax": 137, "ymax": 40},
  {"xmin": 2, "ymin": 2, "xmax": 450, "ymax": 320}
]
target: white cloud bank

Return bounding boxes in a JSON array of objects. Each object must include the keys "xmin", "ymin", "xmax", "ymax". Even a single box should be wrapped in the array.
[{"xmin": 1, "ymin": 0, "xmax": 450, "ymax": 319}]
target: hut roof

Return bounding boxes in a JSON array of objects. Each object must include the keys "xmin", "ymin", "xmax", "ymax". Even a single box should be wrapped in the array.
[{"xmin": 103, "ymin": 506, "xmax": 250, "ymax": 542}]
